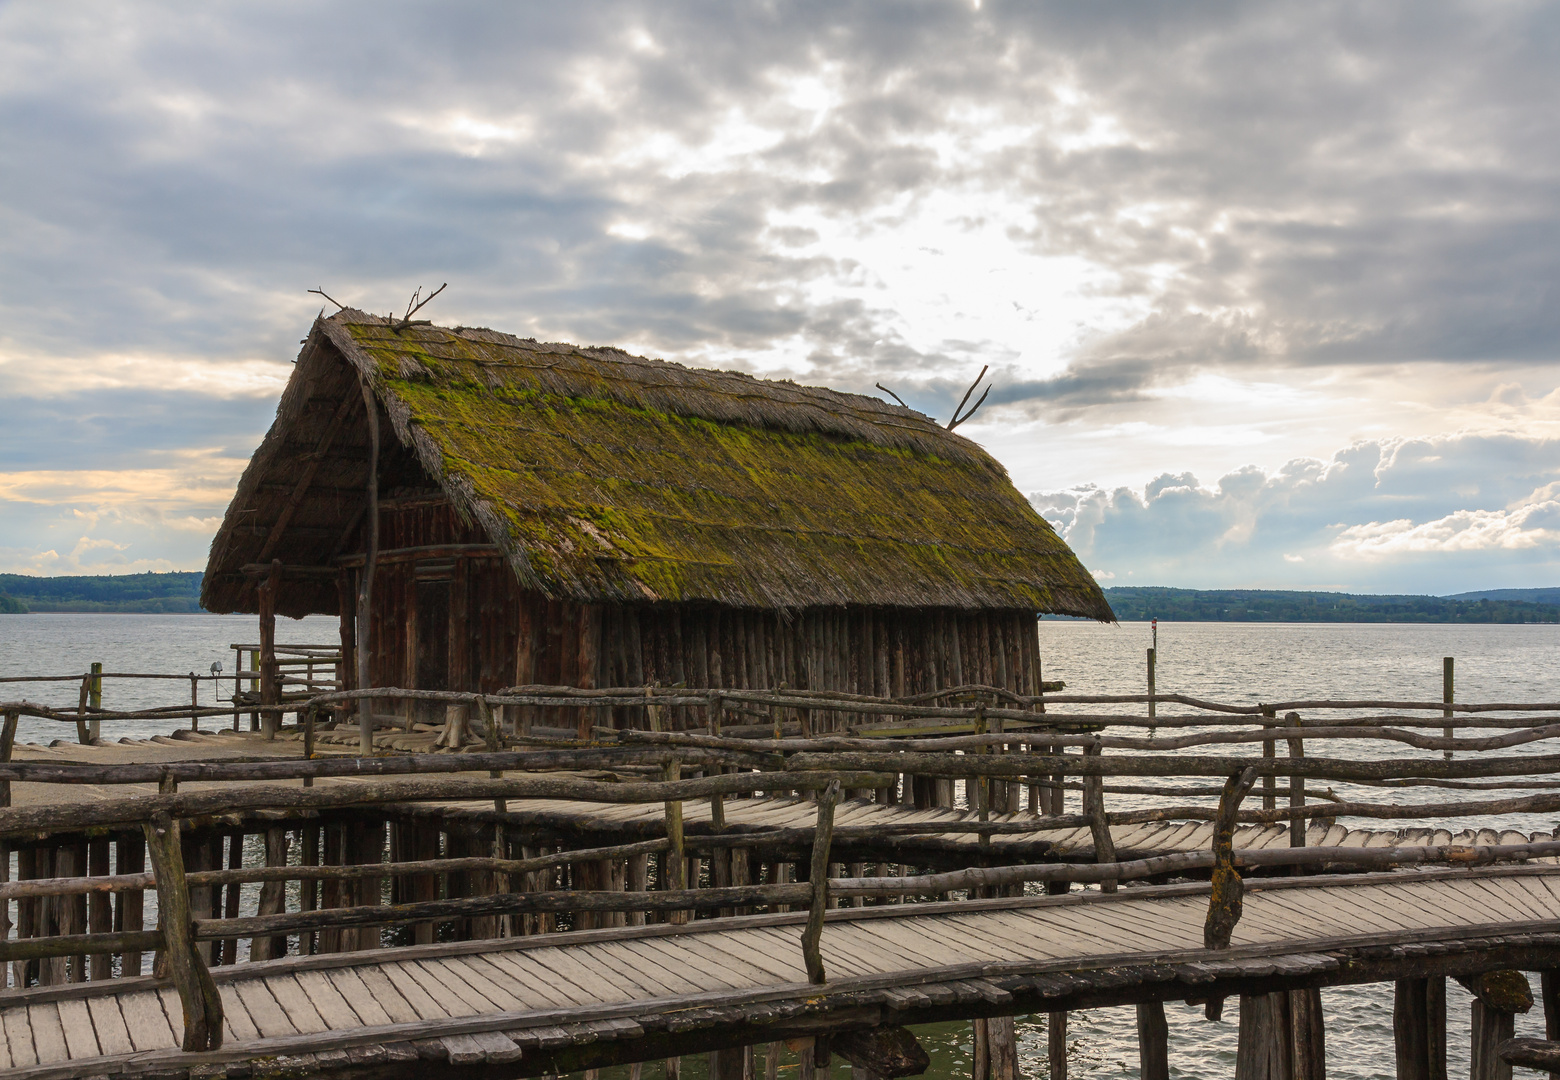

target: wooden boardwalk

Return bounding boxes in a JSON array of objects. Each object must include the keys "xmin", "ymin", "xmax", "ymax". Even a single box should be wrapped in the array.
[
  {"xmin": 6, "ymin": 865, "xmax": 1560, "ymax": 1078},
  {"xmin": 12, "ymin": 730, "xmax": 1555, "ymax": 862}
]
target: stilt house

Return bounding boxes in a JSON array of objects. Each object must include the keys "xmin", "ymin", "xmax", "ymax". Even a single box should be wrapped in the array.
[{"xmin": 201, "ymin": 310, "xmax": 1112, "ymax": 723}]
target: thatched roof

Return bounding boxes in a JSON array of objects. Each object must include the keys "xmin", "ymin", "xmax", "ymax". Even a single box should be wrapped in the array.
[{"xmin": 202, "ymin": 310, "xmax": 1113, "ymax": 620}]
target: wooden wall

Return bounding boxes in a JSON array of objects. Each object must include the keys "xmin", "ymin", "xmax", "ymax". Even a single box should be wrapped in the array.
[{"xmin": 346, "ymin": 497, "xmax": 1043, "ymax": 722}]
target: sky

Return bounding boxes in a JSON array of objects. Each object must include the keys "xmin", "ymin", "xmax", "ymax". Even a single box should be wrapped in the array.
[{"xmin": 2, "ymin": 1, "xmax": 1558, "ymax": 595}]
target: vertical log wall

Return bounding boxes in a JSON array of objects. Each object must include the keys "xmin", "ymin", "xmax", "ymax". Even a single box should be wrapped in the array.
[{"xmin": 343, "ymin": 499, "xmax": 1044, "ymax": 718}]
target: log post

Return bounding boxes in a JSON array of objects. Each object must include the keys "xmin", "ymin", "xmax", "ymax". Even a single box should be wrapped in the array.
[
  {"xmin": 986, "ymin": 1015, "xmax": 1017, "ymax": 1080},
  {"xmin": 143, "ymin": 814, "xmax": 223, "ymax": 1051},
  {"xmin": 1472, "ymin": 1001, "xmax": 1515, "ymax": 1080},
  {"xmin": 1285, "ymin": 712, "xmax": 1306, "ymax": 854},
  {"xmin": 251, "ymin": 827, "xmax": 289, "ymax": 961},
  {"xmin": 90, "ymin": 661, "xmax": 103, "ymax": 741},
  {"xmin": 1289, "ymin": 987, "xmax": 1326, "ymax": 1080},
  {"xmin": 1205, "ymin": 765, "xmax": 1258, "ymax": 1021},
  {"xmin": 711, "ymin": 1045, "xmax": 746, "ymax": 1080},
  {"xmin": 801, "ymin": 778, "xmax": 841, "ymax": 984},
  {"xmin": 356, "ymin": 377, "xmax": 380, "ymax": 755},
  {"xmin": 1395, "ymin": 978, "xmax": 1435, "ymax": 1080},
  {"xmin": 88, "ymin": 839, "xmax": 111, "ymax": 979},
  {"xmin": 1083, "ymin": 741, "xmax": 1116, "ymax": 893},
  {"xmin": 76, "ymin": 674, "xmax": 91, "ymax": 745},
  {"xmin": 1541, "ymin": 970, "xmax": 1560, "ymax": 1080},
  {"xmin": 1137, "ymin": 1001, "xmax": 1169, "ymax": 1080},
  {"xmin": 1, "ymin": 709, "xmax": 17, "ymax": 809},
  {"xmin": 1261, "ymin": 705, "xmax": 1277, "ymax": 811},
  {"xmin": 1443, "ymin": 656, "xmax": 1454, "ymax": 763},
  {"xmin": 1237, "ymin": 992, "xmax": 1291, "ymax": 1080},
  {"xmin": 1465, "ymin": 970, "xmax": 1531, "ymax": 1080},
  {"xmin": 117, "ymin": 833, "xmax": 146, "ymax": 977},
  {"xmin": 650, "ymin": 693, "xmax": 688, "ymax": 924},
  {"xmin": 1048, "ymin": 1012, "xmax": 1067, "ymax": 1080},
  {"xmin": 259, "ymin": 558, "xmax": 281, "ymax": 739},
  {"xmin": 303, "ymin": 704, "xmax": 317, "ymax": 787}
]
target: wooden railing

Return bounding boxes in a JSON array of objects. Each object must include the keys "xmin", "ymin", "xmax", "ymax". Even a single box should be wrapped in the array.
[{"xmin": 5, "ymin": 680, "xmax": 1560, "ymax": 1055}]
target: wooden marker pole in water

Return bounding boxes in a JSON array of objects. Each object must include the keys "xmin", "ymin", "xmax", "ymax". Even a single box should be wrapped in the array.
[{"xmin": 1443, "ymin": 656, "xmax": 1454, "ymax": 762}]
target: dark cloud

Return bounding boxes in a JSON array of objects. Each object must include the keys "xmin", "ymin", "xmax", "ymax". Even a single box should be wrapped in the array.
[
  {"xmin": 4, "ymin": 1, "xmax": 1560, "ymax": 574},
  {"xmin": 4, "ymin": 1, "xmax": 1556, "ymax": 382}
]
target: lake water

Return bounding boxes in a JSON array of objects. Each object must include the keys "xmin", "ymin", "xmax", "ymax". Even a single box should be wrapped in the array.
[{"xmin": 4, "ymin": 614, "xmax": 1559, "ymax": 1077}]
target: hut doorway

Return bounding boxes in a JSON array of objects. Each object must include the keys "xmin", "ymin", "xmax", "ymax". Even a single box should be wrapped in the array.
[{"xmin": 414, "ymin": 567, "xmax": 453, "ymax": 694}]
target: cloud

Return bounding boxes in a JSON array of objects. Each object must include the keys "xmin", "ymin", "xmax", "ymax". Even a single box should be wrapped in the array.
[
  {"xmin": 1034, "ymin": 431, "xmax": 1560, "ymax": 593},
  {"xmin": 4, "ymin": 3, "xmax": 1560, "ymax": 577}
]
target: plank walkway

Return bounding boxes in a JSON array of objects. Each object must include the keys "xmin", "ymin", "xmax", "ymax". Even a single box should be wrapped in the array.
[
  {"xmin": 11, "ymin": 729, "xmax": 1556, "ymax": 858},
  {"xmin": 5, "ymin": 866, "xmax": 1560, "ymax": 1078}
]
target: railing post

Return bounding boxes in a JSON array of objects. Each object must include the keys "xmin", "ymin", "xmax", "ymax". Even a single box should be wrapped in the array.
[
  {"xmin": 802, "ymin": 778, "xmax": 841, "ymax": 984},
  {"xmin": 1203, "ymin": 765, "xmax": 1258, "ymax": 1021},
  {"xmin": 143, "ymin": 813, "xmax": 223, "ymax": 1051},
  {"xmin": 1, "ymin": 709, "xmax": 17, "ymax": 808},
  {"xmin": 89, "ymin": 661, "xmax": 102, "ymax": 741},
  {"xmin": 303, "ymin": 704, "xmax": 317, "ymax": 787},
  {"xmin": 1260, "ymin": 705, "xmax": 1276, "ymax": 811},
  {"xmin": 1285, "ymin": 711, "xmax": 1306, "ymax": 855},
  {"xmin": 649, "ymin": 690, "xmax": 687, "ymax": 923},
  {"xmin": 76, "ymin": 673, "xmax": 92, "ymax": 744},
  {"xmin": 1083, "ymin": 741, "xmax": 1116, "ymax": 892},
  {"xmin": 189, "ymin": 671, "xmax": 199, "ymax": 732}
]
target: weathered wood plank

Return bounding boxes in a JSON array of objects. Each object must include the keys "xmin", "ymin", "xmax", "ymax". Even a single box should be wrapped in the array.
[
  {"xmin": 233, "ymin": 978, "xmax": 296, "ymax": 1038},
  {"xmin": 26, "ymin": 1003, "xmax": 68, "ymax": 1065},
  {"xmin": 54, "ymin": 997, "xmax": 99, "ymax": 1060},
  {"xmin": 117, "ymin": 989, "xmax": 176, "ymax": 1051},
  {"xmin": 86, "ymin": 995, "xmax": 136, "ymax": 1057}
]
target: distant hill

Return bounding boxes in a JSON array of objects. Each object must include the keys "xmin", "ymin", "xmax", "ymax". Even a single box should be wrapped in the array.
[
  {"xmin": 0, "ymin": 572, "xmax": 204, "ymax": 613},
  {"xmin": 1101, "ymin": 587, "xmax": 1560, "ymax": 623},
  {"xmin": 1444, "ymin": 587, "xmax": 1560, "ymax": 606}
]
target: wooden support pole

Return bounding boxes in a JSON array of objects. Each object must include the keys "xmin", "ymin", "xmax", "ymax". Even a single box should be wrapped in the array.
[
  {"xmin": 118, "ymin": 833, "xmax": 146, "ymax": 977},
  {"xmin": 1472, "ymin": 1000, "xmax": 1515, "ymax": 1080},
  {"xmin": 801, "ymin": 778, "xmax": 841, "ymax": 984},
  {"xmin": 1395, "ymin": 978, "xmax": 1431, "ymax": 1080},
  {"xmin": 711, "ymin": 1045, "xmax": 746, "ymax": 1080},
  {"xmin": 356, "ymin": 377, "xmax": 380, "ymax": 756},
  {"xmin": 87, "ymin": 839, "xmax": 111, "ymax": 979},
  {"xmin": 259, "ymin": 558, "xmax": 281, "ymax": 739},
  {"xmin": 189, "ymin": 670, "xmax": 199, "ymax": 732},
  {"xmin": 1542, "ymin": 970, "xmax": 1560, "ymax": 1080},
  {"xmin": 1048, "ymin": 1012, "xmax": 1067, "ymax": 1080},
  {"xmin": 251, "ymin": 827, "xmax": 289, "ymax": 961},
  {"xmin": 1289, "ymin": 987, "xmax": 1326, "ymax": 1080},
  {"xmin": 986, "ymin": 1015, "xmax": 1017, "ymax": 1080},
  {"xmin": 1237, "ymin": 993, "xmax": 1292, "ymax": 1080},
  {"xmin": 1137, "ymin": 1001, "xmax": 1169, "ymax": 1080},
  {"xmin": 143, "ymin": 814, "xmax": 222, "ymax": 1051}
]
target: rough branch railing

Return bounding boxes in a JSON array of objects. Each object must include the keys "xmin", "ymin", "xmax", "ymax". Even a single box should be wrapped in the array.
[{"xmin": 6, "ymin": 681, "xmax": 1560, "ymax": 1056}]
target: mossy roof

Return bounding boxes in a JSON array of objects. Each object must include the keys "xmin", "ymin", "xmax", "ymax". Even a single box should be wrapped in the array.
[{"xmin": 204, "ymin": 310, "xmax": 1113, "ymax": 619}]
